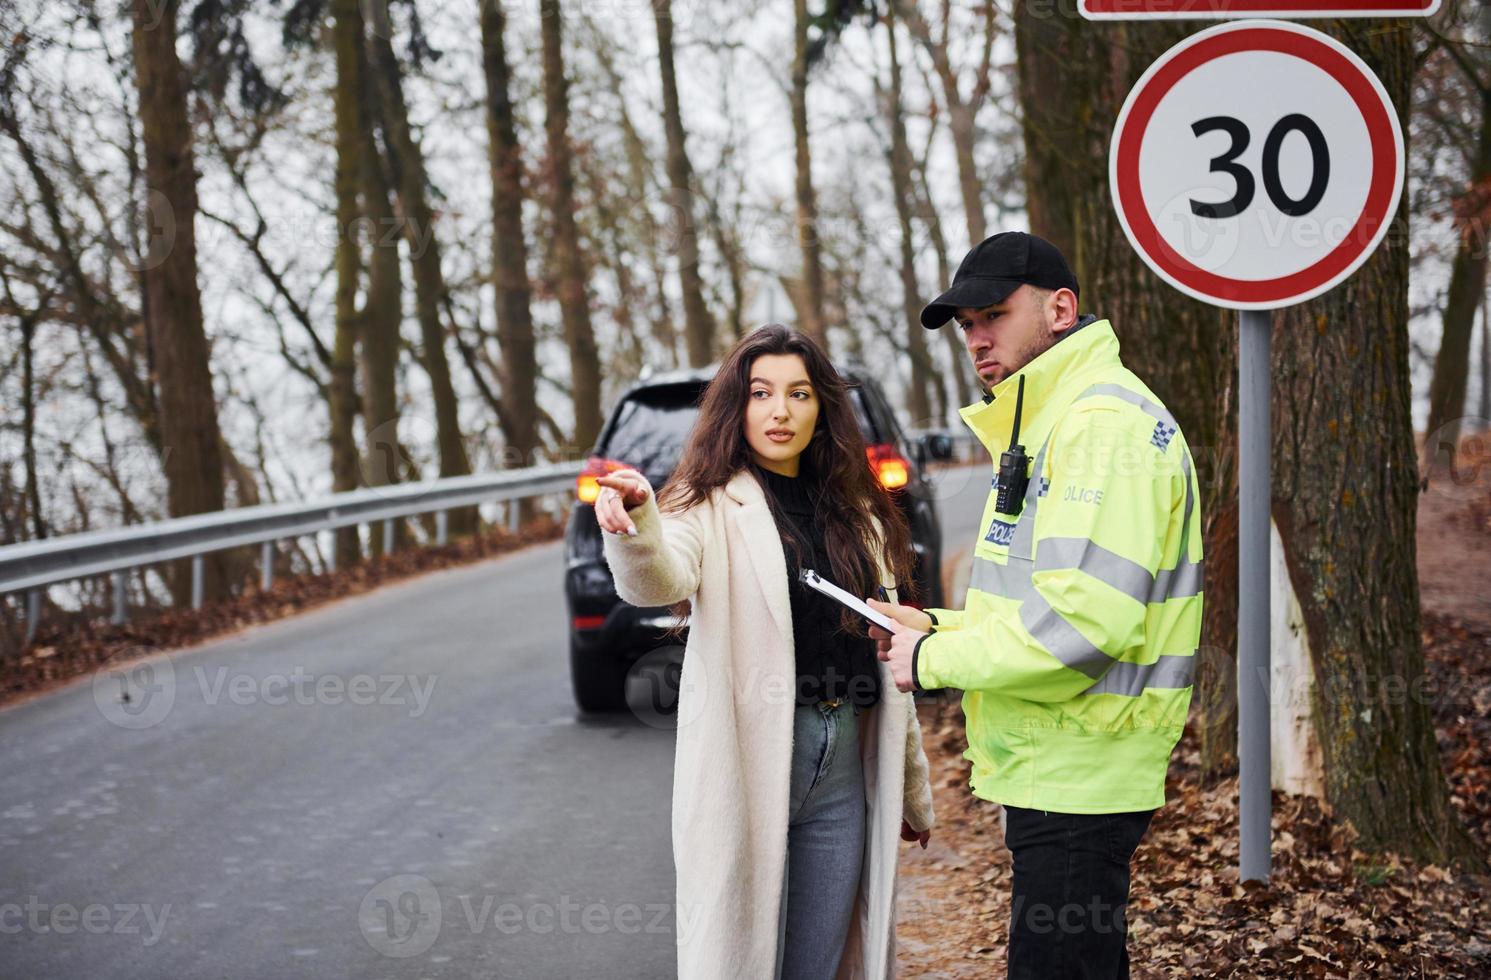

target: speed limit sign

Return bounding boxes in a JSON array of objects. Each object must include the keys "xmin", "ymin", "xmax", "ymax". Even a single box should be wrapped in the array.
[{"xmin": 1109, "ymin": 20, "xmax": 1404, "ymax": 309}]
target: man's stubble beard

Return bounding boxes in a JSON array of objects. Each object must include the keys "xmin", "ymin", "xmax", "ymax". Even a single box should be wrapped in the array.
[
  {"xmin": 1014, "ymin": 320, "xmax": 1058, "ymax": 374},
  {"xmin": 977, "ymin": 320, "xmax": 1058, "ymax": 390}
]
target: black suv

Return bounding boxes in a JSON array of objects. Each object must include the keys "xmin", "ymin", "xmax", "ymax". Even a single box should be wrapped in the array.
[{"xmin": 563, "ymin": 365, "xmax": 952, "ymax": 711}]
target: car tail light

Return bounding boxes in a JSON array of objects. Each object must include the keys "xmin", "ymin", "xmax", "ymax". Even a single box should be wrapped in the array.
[
  {"xmin": 866, "ymin": 444, "xmax": 910, "ymax": 490},
  {"xmin": 573, "ymin": 614, "xmax": 607, "ymax": 630},
  {"xmin": 576, "ymin": 457, "xmax": 636, "ymax": 504}
]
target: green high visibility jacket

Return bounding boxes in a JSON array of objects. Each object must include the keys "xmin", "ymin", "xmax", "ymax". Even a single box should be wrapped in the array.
[{"xmin": 914, "ymin": 317, "xmax": 1203, "ymax": 814}]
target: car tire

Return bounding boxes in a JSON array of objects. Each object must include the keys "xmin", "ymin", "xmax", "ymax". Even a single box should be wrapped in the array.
[{"xmin": 569, "ymin": 637, "xmax": 628, "ymax": 713}]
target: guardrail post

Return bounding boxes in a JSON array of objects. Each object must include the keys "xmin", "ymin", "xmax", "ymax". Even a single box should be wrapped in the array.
[
  {"xmin": 191, "ymin": 554, "xmax": 205, "ymax": 609},
  {"xmin": 261, "ymin": 540, "xmax": 274, "ymax": 591},
  {"xmin": 382, "ymin": 519, "xmax": 394, "ymax": 555},
  {"xmin": 326, "ymin": 532, "xmax": 337, "ymax": 574},
  {"xmin": 436, "ymin": 510, "xmax": 448, "ymax": 546},
  {"xmin": 112, "ymin": 570, "xmax": 128, "ymax": 624},
  {"xmin": 507, "ymin": 501, "xmax": 521, "ymax": 534},
  {"xmin": 25, "ymin": 589, "xmax": 40, "ymax": 646}
]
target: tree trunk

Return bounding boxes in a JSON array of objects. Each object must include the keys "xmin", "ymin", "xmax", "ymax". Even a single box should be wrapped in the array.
[
  {"xmin": 540, "ymin": 0, "xmax": 604, "ymax": 452},
  {"xmin": 359, "ymin": 69, "xmax": 406, "ymax": 557},
  {"xmin": 481, "ymin": 0, "xmax": 541, "ymax": 489},
  {"xmin": 883, "ymin": 8, "xmax": 937, "ymax": 426},
  {"xmin": 1480, "ymin": 293, "xmax": 1490, "ymax": 422},
  {"xmin": 653, "ymin": 0, "xmax": 715, "ymax": 367},
  {"xmin": 707, "ymin": 190, "xmax": 747, "ymax": 343},
  {"xmin": 910, "ymin": 142, "xmax": 977, "ymax": 413},
  {"xmin": 790, "ymin": 0, "xmax": 827, "ymax": 346},
  {"xmin": 1014, "ymin": 15, "xmax": 1478, "ymax": 862},
  {"xmin": 20, "ymin": 312, "xmax": 44, "ymax": 541},
  {"xmin": 130, "ymin": 0, "xmax": 229, "ymax": 604},
  {"xmin": 1267, "ymin": 20, "xmax": 1480, "ymax": 867},
  {"xmin": 329, "ymin": 0, "xmax": 365, "ymax": 569},
  {"xmin": 1013, "ymin": 5, "xmax": 1241, "ymax": 774},
  {"xmin": 365, "ymin": 17, "xmax": 475, "ymax": 535},
  {"xmin": 1423, "ymin": 83, "xmax": 1490, "ymax": 456},
  {"xmin": 1013, "ymin": 2, "xmax": 1107, "ymax": 266}
]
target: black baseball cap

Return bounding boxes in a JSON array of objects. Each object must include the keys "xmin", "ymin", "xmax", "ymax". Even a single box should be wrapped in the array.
[{"xmin": 919, "ymin": 231, "xmax": 1080, "ymax": 329}]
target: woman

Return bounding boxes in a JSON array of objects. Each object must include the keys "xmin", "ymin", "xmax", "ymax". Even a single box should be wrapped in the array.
[{"xmin": 594, "ymin": 324, "xmax": 935, "ymax": 979}]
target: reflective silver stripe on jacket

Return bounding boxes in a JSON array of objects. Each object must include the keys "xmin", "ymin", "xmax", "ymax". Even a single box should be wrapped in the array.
[
  {"xmin": 1074, "ymin": 383, "xmax": 1178, "ymax": 432},
  {"xmin": 968, "ymin": 554, "xmax": 1034, "ymax": 601},
  {"xmin": 1017, "ymin": 592, "xmax": 1115, "ymax": 679},
  {"xmin": 1034, "ymin": 537, "xmax": 1203, "ymax": 603},
  {"xmin": 1081, "ymin": 654, "xmax": 1196, "ymax": 697}
]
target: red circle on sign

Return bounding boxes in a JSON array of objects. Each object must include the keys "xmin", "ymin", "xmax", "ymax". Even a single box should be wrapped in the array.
[{"xmin": 1112, "ymin": 24, "xmax": 1401, "ymax": 307}]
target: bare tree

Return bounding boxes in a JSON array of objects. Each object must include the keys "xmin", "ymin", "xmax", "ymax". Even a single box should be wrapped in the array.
[
  {"xmin": 653, "ymin": 0, "xmax": 716, "ymax": 366},
  {"xmin": 1422, "ymin": 4, "xmax": 1490, "ymax": 455},
  {"xmin": 130, "ymin": 0, "xmax": 229, "ymax": 602},
  {"xmin": 880, "ymin": 6, "xmax": 937, "ymax": 425},
  {"xmin": 480, "ymin": 0, "xmax": 540, "ymax": 468},
  {"xmin": 328, "ymin": 0, "xmax": 366, "ymax": 567},
  {"xmin": 363, "ymin": 7, "xmax": 474, "ymax": 537},
  {"xmin": 358, "ymin": 82, "xmax": 407, "ymax": 556},
  {"xmin": 540, "ymin": 0, "xmax": 604, "ymax": 451},
  {"xmin": 791, "ymin": 0, "xmax": 828, "ymax": 344},
  {"xmin": 587, "ymin": 23, "xmax": 680, "ymax": 366},
  {"xmin": 898, "ymin": 0, "xmax": 998, "ymax": 246}
]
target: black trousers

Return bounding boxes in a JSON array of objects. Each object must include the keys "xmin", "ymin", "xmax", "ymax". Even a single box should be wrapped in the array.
[{"xmin": 1003, "ymin": 805, "xmax": 1155, "ymax": 980}]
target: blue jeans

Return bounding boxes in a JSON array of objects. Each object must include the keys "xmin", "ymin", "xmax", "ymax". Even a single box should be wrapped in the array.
[{"xmin": 775, "ymin": 700, "xmax": 866, "ymax": 980}]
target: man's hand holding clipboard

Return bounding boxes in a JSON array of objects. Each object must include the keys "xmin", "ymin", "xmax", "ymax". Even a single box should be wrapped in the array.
[{"xmin": 798, "ymin": 568, "xmax": 931, "ymax": 694}]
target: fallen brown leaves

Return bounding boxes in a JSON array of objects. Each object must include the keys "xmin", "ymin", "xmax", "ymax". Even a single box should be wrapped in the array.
[
  {"xmin": 896, "ymin": 612, "xmax": 1491, "ymax": 979},
  {"xmin": 0, "ymin": 515, "xmax": 565, "ymax": 709}
]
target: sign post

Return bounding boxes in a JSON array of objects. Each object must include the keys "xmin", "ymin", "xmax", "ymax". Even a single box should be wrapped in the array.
[
  {"xmin": 1108, "ymin": 20, "xmax": 1405, "ymax": 883},
  {"xmin": 1237, "ymin": 307, "xmax": 1271, "ymax": 883}
]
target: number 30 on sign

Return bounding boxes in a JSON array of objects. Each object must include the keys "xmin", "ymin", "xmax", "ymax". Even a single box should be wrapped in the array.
[{"xmin": 1109, "ymin": 21, "xmax": 1405, "ymax": 310}]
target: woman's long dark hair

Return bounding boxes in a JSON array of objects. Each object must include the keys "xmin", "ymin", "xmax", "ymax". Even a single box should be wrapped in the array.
[{"xmin": 659, "ymin": 324, "xmax": 918, "ymax": 634}]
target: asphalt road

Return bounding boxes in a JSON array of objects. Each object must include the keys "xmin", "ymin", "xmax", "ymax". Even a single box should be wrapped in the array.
[{"xmin": 0, "ymin": 464, "xmax": 991, "ymax": 979}]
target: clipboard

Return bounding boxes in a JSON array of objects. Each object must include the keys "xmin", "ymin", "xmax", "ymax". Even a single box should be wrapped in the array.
[{"xmin": 799, "ymin": 568, "xmax": 899, "ymax": 633}]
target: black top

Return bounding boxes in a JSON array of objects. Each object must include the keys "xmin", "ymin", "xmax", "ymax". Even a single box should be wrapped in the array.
[{"xmin": 754, "ymin": 465, "xmax": 882, "ymax": 709}]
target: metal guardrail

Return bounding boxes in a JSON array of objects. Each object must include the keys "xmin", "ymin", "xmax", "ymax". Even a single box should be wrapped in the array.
[
  {"xmin": 4, "ymin": 429, "xmax": 982, "ymax": 644},
  {"xmin": 1, "ymin": 461, "xmax": 585, "ymax": 639}
]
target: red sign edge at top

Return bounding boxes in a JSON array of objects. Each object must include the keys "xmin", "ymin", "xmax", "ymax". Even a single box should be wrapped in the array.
[{"xmin": 1079, "ymin": 0, "xmax": 1440, "ymax": 20}]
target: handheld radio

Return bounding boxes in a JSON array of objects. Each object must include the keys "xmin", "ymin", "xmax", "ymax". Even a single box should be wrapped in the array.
[{"xmin": 995, "ymin": 375, "xmax": 1030, "ymax": 516}]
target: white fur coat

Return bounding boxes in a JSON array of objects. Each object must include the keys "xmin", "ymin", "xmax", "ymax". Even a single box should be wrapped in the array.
[{"xmin": 603, "ymin": 467, "xmax": 935, "ymax": 979}]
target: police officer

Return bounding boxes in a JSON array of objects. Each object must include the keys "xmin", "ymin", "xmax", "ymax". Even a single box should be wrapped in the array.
[{"xmin": 870, "ymin": 232, "xmax": 1204, "ymax": 980}]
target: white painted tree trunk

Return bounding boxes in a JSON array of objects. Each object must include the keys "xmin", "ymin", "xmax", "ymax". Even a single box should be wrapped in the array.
[{"xmin": 1270, "ymin": 518, "xmax": 1326, "ymax": 799}]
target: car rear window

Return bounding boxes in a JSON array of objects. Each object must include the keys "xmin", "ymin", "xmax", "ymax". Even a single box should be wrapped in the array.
[{"xmin": 602, "ymin": 384, "xmax": 707, "ymax": 476}]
